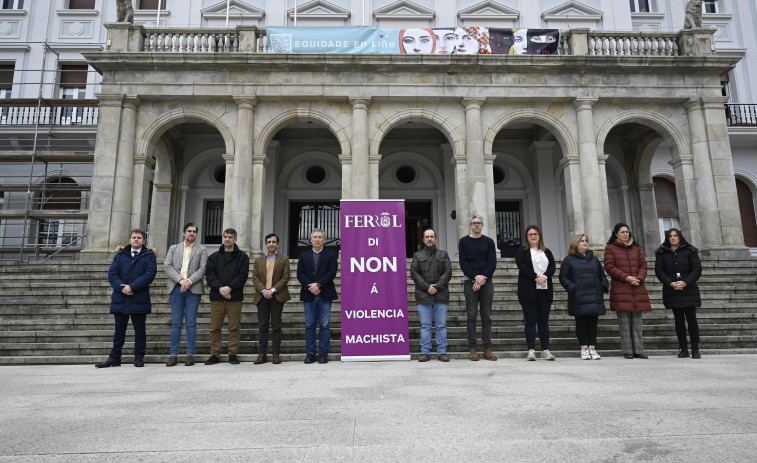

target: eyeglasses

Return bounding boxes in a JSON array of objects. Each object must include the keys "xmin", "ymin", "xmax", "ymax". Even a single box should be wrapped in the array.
[
  {"xmin": 527, "ymin": 233, "xmax": 540, "ymax": 237},
  {"xmin": 470, "ymin": 222, "xmax": 483, "ymax": 226}
]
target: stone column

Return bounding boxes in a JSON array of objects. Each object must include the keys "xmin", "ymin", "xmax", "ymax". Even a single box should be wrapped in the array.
[
  {"xmin": 339, "ymin": 154, "xmax": 352, "ymax": 199},
  {"xmin": 82, "ymin": 94, "xmax": 125, "ymax": 260},
  {"xmin": 222, "ymin": 154, "xmax": 234, "ymax": 229},
  {"xmin": 178, "ymin": 185, "xmax": 189, "ymax": 232},
  {"xmin": 573, "ymin": 97, "xmax": 606, "ymax": 248},
  {"xmin": 669, "ymin": 155, "xmax": 701, "ymax": 247},
  {"xmin": 130, "ymin": 153, "xmax": 155, "ymax": 230},
  {"xmin": 701, "ymin": 97, "xmax": 748, "ymax": 255},
  {"xmin": 149, "ymin": 183, "xmax": 172, "ymax": 260},
  {"xmin": 620, "ymin": 186, "xmax": 632, "ymax": 224},
  {"xmin": 484, "ymin": 154, "xmax": 497, "ymax": 236},
  {"xmin": 531, "ymin": 141, "xmax": 558, "ymax": 233},
  {"xmin": 369, "ymin": 154, "xmax": 381, "ymax": 199},
  {"xmin": 462, "ymin": 98, "xmax": 489, "ymax": 236},
  {"xmin": 108, "ymin": 96, "xmax": 140, "ymax": 249},
  {"xmin": 638, "ymin": 182, "xmax": 659, "ymax": 257},
  {"xmin": 250, "ymin": 153, "xmax": 269, "ymax": 257},
  {"xmin": 350, "ymin": 98, "xmax": 370, "ymax": 199},
  {"xmin": 685, "ymin": 98, "xmax": 723, "ymax": 251},
  {"xmin": 598, "ymin": 154, "xmax": 611, "ymax": 238},
  {"xmin": 558, "ymin": 154, "xmax": 583, "ymax": 237},
  {"xmin": 231, "ymin": 97, "xmax": 256, "ymax": 252},
  {"xmin": 451, "ymin": 154, "xmax": 469, "ymax": 243}
]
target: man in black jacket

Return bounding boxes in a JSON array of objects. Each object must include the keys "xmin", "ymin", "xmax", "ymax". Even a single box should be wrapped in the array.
[
  {"xmin": 204, "ymin": 228, "xmax": 250, "ymax": 365},
  {"xmin": 410, "ymin": 228, "xmax": 452, "ymax": 362}
]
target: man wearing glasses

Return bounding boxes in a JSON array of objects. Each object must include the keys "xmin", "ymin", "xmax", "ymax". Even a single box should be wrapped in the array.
[{"xmin": 458, "ymin": 215, "xmax": 498, "ymax": 361}]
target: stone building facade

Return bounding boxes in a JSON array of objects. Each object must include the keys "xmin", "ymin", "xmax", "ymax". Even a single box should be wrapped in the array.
[{"xmin": 1, "ymin": 1, "xmax": 755, "ymax": 261}]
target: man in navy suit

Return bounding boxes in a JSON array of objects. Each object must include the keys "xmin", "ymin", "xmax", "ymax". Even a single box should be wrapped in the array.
[{"xmin": 296, "ymin": 228, "xmax": 338, "ymax": 364}]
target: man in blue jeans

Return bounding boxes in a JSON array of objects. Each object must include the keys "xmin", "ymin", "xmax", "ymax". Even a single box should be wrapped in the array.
[
  {"xmin": 297, "ymin": 228, "xmax": 338, "ymax": 364},
  {"xmin": 163, "ymin": 223, "xmax": 208, "ymax": 367},
  {"xmin": 411, "ymin": 228, "xmax": 452, "ymax": 362}
]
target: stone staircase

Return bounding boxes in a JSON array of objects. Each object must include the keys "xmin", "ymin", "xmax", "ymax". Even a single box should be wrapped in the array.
[{"xmin": 1, "ymin": 257, "xmax": 756, "ymax": 364}]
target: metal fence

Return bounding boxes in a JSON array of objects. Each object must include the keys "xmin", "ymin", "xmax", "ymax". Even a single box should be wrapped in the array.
[{"xmin": 726, "ymin": 104, "xmax": 757, "ymax": 127}]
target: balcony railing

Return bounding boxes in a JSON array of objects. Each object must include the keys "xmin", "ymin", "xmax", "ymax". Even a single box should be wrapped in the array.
[
  {"xmin": 0, "ymin": 101, "xmax": 99, "ymax": 127},
  {"xmin": 726, "ymin": 104, "xmax": 757, "ymax": 127}
]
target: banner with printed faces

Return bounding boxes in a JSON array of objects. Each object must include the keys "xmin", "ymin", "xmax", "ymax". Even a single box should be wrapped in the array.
[
  {"xmin": 340, "ymin": 200, "xmax": 410, "ymax": 361},
  {"xmin": 267, "ymin": 27, "xmax": 560, "ymax": 55}
]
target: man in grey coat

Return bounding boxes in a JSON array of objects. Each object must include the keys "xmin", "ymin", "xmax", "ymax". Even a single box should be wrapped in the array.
[
  {"xmin": 410, "ymin": 228, "xmax": 452, "ymax": 362},
  {"xmin": 164, "ymin": 223, "xmax": 208, "ymax": 366}
]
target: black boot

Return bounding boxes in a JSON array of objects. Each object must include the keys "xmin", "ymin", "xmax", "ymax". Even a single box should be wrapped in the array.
[
  {"xmin": 691, "ymin": 343, "xmax": 701, "ymax": 359},
  {"xmin": 677, "ymin": 342, "xmax": 690, "ymax": 358}
]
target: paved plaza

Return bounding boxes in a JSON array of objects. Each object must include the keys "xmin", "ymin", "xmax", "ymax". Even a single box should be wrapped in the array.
[{"xmin": 1, "ymin": 354, "xmax": 756, "ymax": 462}]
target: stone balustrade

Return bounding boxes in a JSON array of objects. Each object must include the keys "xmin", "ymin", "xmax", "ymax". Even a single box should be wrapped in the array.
[{"xmin": 104, "ymin": 23, "xmax": 716, "ymax": 57}]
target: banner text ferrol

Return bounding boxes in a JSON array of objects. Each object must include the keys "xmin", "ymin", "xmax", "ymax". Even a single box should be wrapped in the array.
[{"xmin": 340, "ymin": 200, "xmax": 410, "ymax": 361}]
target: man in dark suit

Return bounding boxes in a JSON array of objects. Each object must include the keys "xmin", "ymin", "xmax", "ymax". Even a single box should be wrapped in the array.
[
  {"xmin": 296, "ymin": 228, "xmax": 338, "ymax": 364},
  {"xmin": 252, "ymin": 233, "xmax": 290, "ymax": 365}
]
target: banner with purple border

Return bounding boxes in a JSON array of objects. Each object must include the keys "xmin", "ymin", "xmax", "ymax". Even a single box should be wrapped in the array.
[{"xmin": 340, "ymin": 200, "xmax": 410, "ymax": 361}]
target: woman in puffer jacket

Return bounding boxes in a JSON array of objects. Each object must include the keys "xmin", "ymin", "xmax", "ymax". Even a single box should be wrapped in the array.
[
  {"xmin": 559, "ymin": 234, "xmax": 609, "ymax": 360},
  {"xmin": 654, "ymin": 228, "xmax": 702, "ymax": 359},
  {"xmin": 604, "ymin": 222, "xmax": 652, "ymax": 359}
]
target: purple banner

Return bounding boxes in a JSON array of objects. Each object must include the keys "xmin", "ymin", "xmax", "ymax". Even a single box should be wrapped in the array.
[{"xmin": 340, "ymin": 200, "xmax": 410, "ymax": 361}]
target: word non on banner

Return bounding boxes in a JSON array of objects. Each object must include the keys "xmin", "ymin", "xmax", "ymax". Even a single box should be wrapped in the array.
[{"xmin": 340, "ymin": 200, "xmax": 409, "ymax": 361}]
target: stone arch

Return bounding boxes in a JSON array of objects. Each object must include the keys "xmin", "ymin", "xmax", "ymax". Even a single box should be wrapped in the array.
[
  {"xmin": 278, "ymin": 150, "xmax": 343, "ymax": 190},
  {"xmin": 369, "ymin": 108, "xmax": 465, "ymax": 157},
  {"xmin": 181, "ymin": 147, "xmax": 226, "ymax": 186},
  {"xmin": 135, "ymin": 107, "xmax": 235, "ymax": 158},
  {"xmin": 379, "ymin": 151, "xmax": 444, "ymax": 190},
  {"xmin": 254, "ymin": 107, "xmax": 350, "ymax": 157},
  {"xmin": 596, "ymin": 110, "xmax": 690, "ymax": 163},
  {"xmin": 484, "ymin": 109, "xmax": 577, "ymax": 158}
]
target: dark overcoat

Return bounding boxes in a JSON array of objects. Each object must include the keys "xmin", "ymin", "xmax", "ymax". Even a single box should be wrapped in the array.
[
  {"xmin": 515, "ymin": 246, "xmax": 556, "ymax": 304},
  {"xmin": 654, "ymin": 244, "xmax": 702, "ymax": 308},
  {"xmin": 558, "ymin": 250, "xmax": 608, "ymax": 317},
  {"xmin": 297, "ymin": 248, "xmax": 338, "ymax": 302},
  {"xmin": 108, "ymin": 245, "xmax": 157, "ymax": 314}
]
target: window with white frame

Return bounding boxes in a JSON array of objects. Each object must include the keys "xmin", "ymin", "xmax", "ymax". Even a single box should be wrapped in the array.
[
  {"xmin": 138, "ymin": 0, "xmax": 166, "ymax": 9},
  {"xmin": 703, "ymin": 0, "xmax": 719, "ymax": 14},
  {"xmin": 1, "ymin": 0, "xmax": 24, "ymax": 9},
  {"xmin": 0, "ymin": 64, "xmax": 12, "ymax": 123},
  {"xmin": 68, "ymin": 0, "xmax": 95, "ymax": 9},
  {"xmin": 630, "ymin": 0, "xmax": 655, "ymax": 13},
  {"xmin": 58, "ymin": 64, "xmax": 88, "ymax": 124}
]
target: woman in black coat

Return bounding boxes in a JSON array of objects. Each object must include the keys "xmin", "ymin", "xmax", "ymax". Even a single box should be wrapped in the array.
[
  {"xmin": 559, "ymin": 234, "xmax": 609, "ymax": 360},
  {"xmin": 515, "ymin": 225, "xmax": 556, "ymax": 361},
  {"xmin": 654, "ymin": 228, "xmax": 703, "ymax": 358}
]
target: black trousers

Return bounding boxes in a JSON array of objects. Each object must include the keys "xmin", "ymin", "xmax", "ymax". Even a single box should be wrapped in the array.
[
  {"xmin": 521, "ymin": 291, "xmax": 551, "ymax": 350},
  {"xmin": 257, "ymin": 298, "xmax": 284, "ymax": 354},
  {"xmin": 109, "ymin": 312, "xmax": 147, "ymax": 360},
  {"xmin": 672, "ymin": 307, "xmax": 700, "ymax": 345},
  {"xmin": 575, "ymin": 315, "xmax": 599, "ymax": 346}
]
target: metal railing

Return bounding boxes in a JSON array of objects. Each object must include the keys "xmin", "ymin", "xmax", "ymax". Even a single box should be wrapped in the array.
[
  {"xmin": 0, "ymin": 102, "xmax": 99, "ymax": 126},
  {"xmin": 726, "ymin": 104, "xmax": 757, "ymax": 127}
]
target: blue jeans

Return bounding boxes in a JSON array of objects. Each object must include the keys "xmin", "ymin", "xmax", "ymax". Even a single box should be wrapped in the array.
[
  {"xmin": 304, "ymin": 296, "xmax": 331, "ymax": 355},
  {"xmin": 417, "ymin": 303, "xmax": 448, "ymax": 355},
  {"xmin": 168, "ymin": 285, "xmax": 201, "ymax": 356}
]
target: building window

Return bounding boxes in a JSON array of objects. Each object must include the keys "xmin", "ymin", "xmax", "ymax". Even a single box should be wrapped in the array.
[
  {"xmin": 0, "ymin": 64, "xmax": 12, "ymax": 123},
  {"xmin": 68, "ymin": 0, "xmax": 95, "ymax": 9},
  {"xmin": 1, "ymin": 0, "xmax": 24, "ymax": 9},
  {"xmin": 629, "ymin": 0, "xmax": 654, "ymax": 12},
  {"xmin": 58, "ymin": 64, "xmax": 88, "ymax": 99},
  {"xmin": 703, "ymin": 0, "xmax": 719, "ymax": 14},
  {"xmin": 138, "ymin": 0, "xmax": 166, "ymax": 9}
]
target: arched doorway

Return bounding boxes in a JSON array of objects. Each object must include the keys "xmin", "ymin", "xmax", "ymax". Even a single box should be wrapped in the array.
[
  {"xmin": 736, "ymin": 178, "xmax": 757, "ymax": 250},
  {"xmin": 653, "ymin": 176, "xmax": 680, "ymax": 243}
]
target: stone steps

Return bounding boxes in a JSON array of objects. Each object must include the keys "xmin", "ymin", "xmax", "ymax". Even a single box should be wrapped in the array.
[{"xmin": 1, "ymin": 258, "xmax": 757, "ymax": 364}]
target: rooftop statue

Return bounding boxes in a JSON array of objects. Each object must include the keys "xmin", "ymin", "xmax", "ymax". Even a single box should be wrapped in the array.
[
  {"xmin": 116, "ymin": 0, "xmax": 134, "ymax": 24},
  {"xmin": 684, "ymin": 0, "xmax": 703, "ymax": 29}
]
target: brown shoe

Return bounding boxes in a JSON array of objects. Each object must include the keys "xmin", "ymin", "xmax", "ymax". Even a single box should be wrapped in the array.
[
  {"xmin": 166, "ymin": 356, "xmax": 177, "ymax": 367},
  {"xmin": 272, "ymin": 354, "xmax": 281, "ymax": 364},
  {"xmin": 469, "ymin": 349, "xmax": 479, "ymax": 361},
  {"xmin": 254, "ymin": 354, "xmax": 268, "ymax": 365},
  {"xmin": 484, "ymin": 349, "xmax": 498, "ymax": 361},
  {"xmin": 624, "ymin": 354, "xmax": 634, "ymax": 359},
  {"xmin": 184, "ymin": 355, "xmax": 195, "ymax": 366},
  {"xmin": 633, "ymin": 353, "xmax": 648, "ymax": 359}
]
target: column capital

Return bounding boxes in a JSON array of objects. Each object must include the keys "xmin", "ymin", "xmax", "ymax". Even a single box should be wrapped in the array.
[
  {"xmin": 484, "ymin": 154, "xmax": 497, "ymax": 164},
  {"xmin": 369, "ymin": 154, "xmax": 382, "ymax": 164},
  {"xmin": 557, "ymin": 154, "xmax": 580, "ymax": 169},
  {"xmin": 528, "ymin": 141, "xmax": 557, "ymax": 153},
  {"xmin": 451, "ymin": 155, "xmax": 467, "ymax": 167},
  {"xmin": 701, "ymin": 96, "xmax": 730, "ymax": 110},
  {"xmin": 349, "ymin": 98, "xmax": 371, "ymax": 109},
  {"xmin": 339, "ymin": 154, "xmax": 352, "ymax": 165},
  {"xmin": 252, "ymin": 153, "xmax": 269, "ymax": 166},
  {"xmin": 668, "ymin": 155, "xmax": 693, "ymax": 168},
  {"xmin": 180, "ymin": 185, "xmax": 190, "ymax": 192},
  {"xmin": 233, "ymin": 96, "xmax": 257, "ymax": 109},
  {"xmin": 154, "ymin": 183, "xmax": 173, "ymax": 192},
  {"xmin": 122, "ymin": 96, "xmax": 141, "ymax": 111},
  {"xmin": 638, "ymin": 183, "xmax": 655, "ymax": 192},
  {"xmin": 133, "ymin": 154, "xmax": 155, "ymax": 168},
  {"xmin": 96, "ymin": 93, "xmax": 125, "ymax": 107},
  {"xmin": 684, "ymin": 98, "xmax": 703, "ymax": 112},
  {"xmin": 573, "ymin": 97, "xmax": 598, "ymax": 111},
  {"xmin": 462, "ymin": 97, "xmax": 486, "ymax": 111},
  {"xmin": 598, "ymin": 154, "xmax": 609, "ymax": 164},
  {"xmin": 222, "ymin": 153, "xmax": 235, "ymax": 164}
]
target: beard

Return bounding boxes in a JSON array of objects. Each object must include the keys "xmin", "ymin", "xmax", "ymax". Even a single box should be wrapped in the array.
[{"xmin": 425, "ymin": 242, "xmax": 436, "ymax": 251}]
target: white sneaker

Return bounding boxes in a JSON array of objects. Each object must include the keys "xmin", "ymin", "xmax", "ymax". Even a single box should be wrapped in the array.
[
  {"xmin": 581, "ymin": 348, "xmax": 591, "ymax": 360},
  {"xmin": 542, "ymin": 349, "xmax": 556, "ymax": 361},
  {"xmin": 589, "ymin": 348, "xmax": 601, "ymax": 360},
  {"xmin": 527, "ymin": 349, "xmax": 536, "ymax": 361}
]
